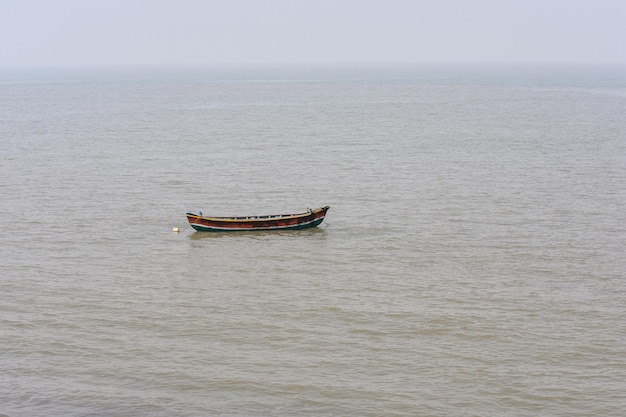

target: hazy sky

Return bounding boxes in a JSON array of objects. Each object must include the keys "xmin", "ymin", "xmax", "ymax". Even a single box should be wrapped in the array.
[{"xmin": 1, "ymin": 0, "xmax": 624, "ymax": 67}]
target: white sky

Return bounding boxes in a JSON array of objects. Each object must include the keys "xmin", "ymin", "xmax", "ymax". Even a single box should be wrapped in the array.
[{"xmin": 1, "ymin": 0, "xmax": 624, "ymax": 67}]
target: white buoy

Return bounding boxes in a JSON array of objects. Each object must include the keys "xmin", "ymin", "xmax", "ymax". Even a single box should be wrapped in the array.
[{"xmin": 172, "ymin": 227, "xmax": 180, "ymax": 233}]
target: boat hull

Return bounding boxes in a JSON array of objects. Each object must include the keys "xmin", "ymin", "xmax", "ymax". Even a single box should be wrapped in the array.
[{"xmin": 186, "ymin": 206, "xmax": 329, "ymax": 232}]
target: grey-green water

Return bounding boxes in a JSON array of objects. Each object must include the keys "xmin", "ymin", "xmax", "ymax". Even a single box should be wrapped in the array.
[{"xmin": 1, "ymin": 65, "xmax": 625, "ymax": 416}]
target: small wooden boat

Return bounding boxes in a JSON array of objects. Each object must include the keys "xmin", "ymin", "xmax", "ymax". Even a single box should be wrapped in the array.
[{"xmin": 186, "ymin": 206, "xmax": 330, "ymax": 232}]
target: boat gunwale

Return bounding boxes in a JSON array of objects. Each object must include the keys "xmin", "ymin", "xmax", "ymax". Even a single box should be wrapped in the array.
[{"xmin": 186, "ymin": 206, "xmax": 329, "ymax": 223}]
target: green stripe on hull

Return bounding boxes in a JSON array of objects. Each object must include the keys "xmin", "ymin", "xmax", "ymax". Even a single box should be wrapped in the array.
[{"xmin": 191, "ymin": 218, "xmax": 324, "ymax": 232}]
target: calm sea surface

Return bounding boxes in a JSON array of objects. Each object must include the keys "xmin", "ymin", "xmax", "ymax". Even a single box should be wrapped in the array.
[{"xmin": 1, "ymin": 65, "xmax": 625, "ymax": 416}]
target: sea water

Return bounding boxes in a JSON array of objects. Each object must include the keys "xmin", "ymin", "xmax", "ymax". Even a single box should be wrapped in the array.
[{"xmin": 1, "ymin": 64, "xmax": 625, "ymax": 416}]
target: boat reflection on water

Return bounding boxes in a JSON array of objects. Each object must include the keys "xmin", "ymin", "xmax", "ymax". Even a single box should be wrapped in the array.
[{"xmin": 188, "ymin": 224, "xmax": 329, "ymax": 240}]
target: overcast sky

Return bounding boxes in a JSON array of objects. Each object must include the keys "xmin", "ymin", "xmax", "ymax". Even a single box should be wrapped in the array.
[{"xmin": 1, "ymin": 0, "xmax": 624, "ymax": 67}]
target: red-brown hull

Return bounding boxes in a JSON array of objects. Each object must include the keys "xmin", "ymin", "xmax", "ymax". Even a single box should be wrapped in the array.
[{"xmin": 186, "ymin": 206, "xmax": 329, "ymax": 232}]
